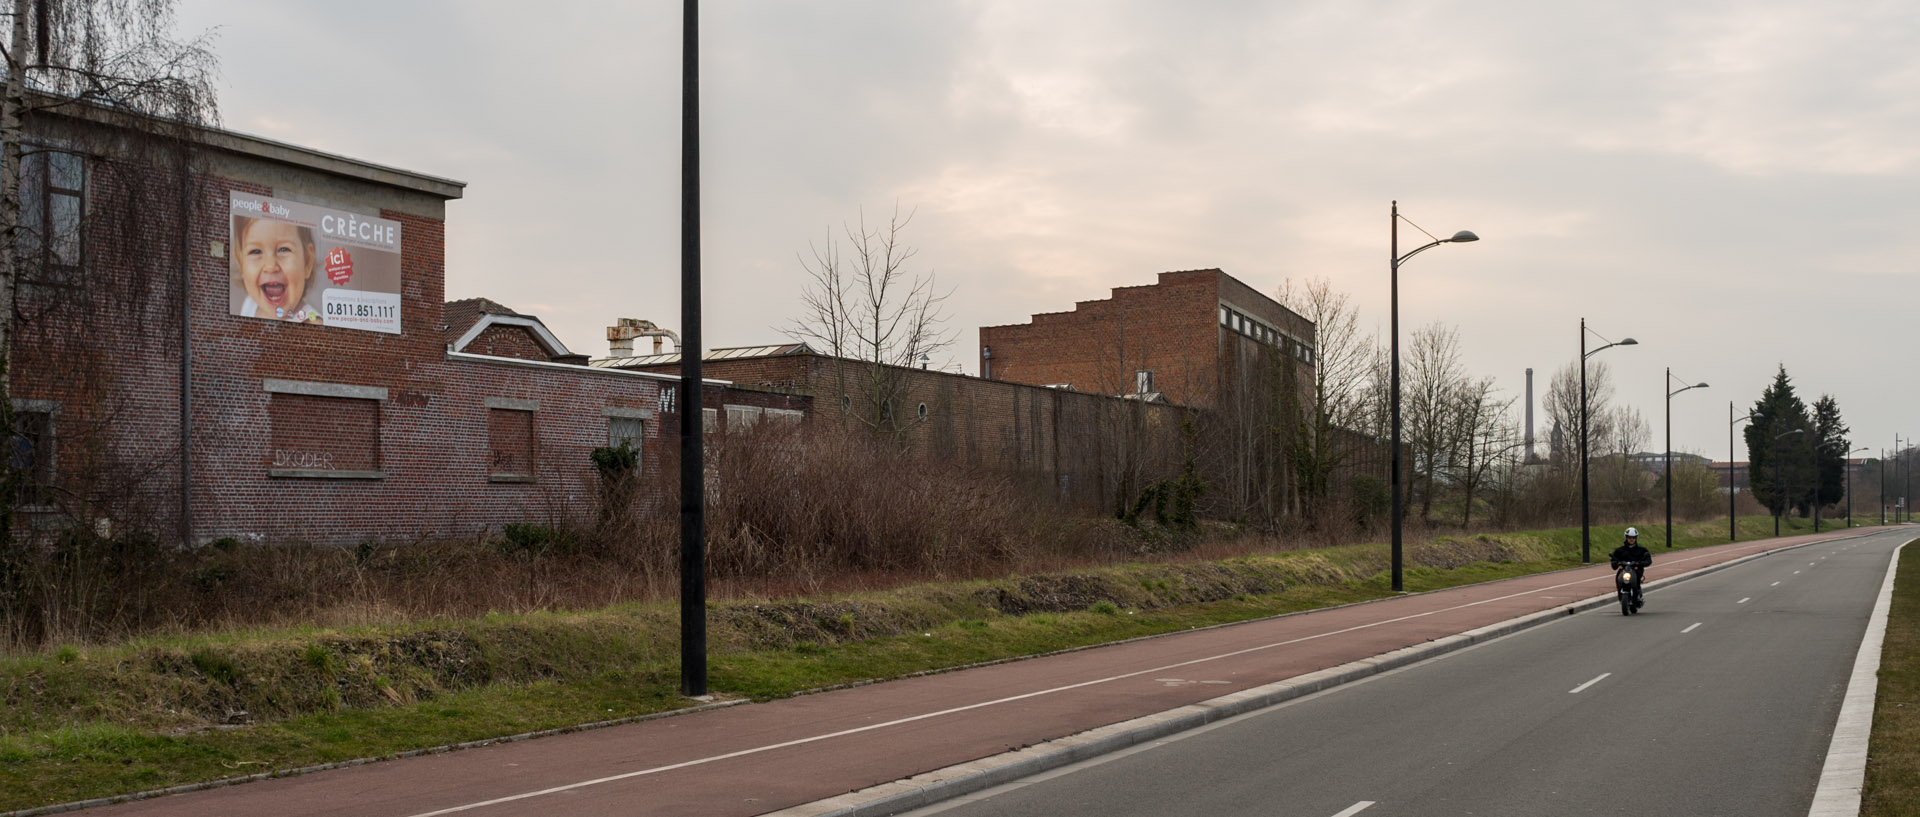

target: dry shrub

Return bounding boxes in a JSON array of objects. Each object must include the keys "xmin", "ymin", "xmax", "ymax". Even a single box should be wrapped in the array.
[{"xmin": 673, "ymin": 421, "xmax": 1041, "ymax": 588}]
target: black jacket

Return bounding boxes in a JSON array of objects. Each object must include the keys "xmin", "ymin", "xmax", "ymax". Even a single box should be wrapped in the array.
[{"xmin": 1610, "ymin": 543, "xmax": 1651, "ymax": 568}]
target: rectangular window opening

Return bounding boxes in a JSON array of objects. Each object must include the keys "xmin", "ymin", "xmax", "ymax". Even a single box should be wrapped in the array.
[
  {"xmin": 269, "ymin": 392, "xmax": 383, "ymax": 479},
  {"xmin": 18, "ymin": 149, "xmax": 84, "ymax": 290},
  {"xmin": 11, "ymin": 406, "xmax": 55, "ymax": 506},
  {"xmin": 488, "ymin": 407, "xmax": 536, "ymax": 481}
]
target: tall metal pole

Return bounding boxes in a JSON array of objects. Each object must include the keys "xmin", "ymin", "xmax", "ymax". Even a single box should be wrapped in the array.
[
  {"xmin": 1730, "ymin": 402, "xmax": 1737, "ymax": 542},
  {"xmin": 1774, "ymin": 435, "xmax": 1782, "ymax": 538},
  {"xmin": 678, "ymin": 0, "xmax": 708, "ymax": 698},
  {"xmin": 1389, "ymin": 202, "xmax": 1402, "ymax": 592},
  {"xmin": 1665, "ymin": 368, "xmax": 1672, "ymax": 547},
  {"xmin": 1580, "ymin": 318, "xmax": 1590, "ymax": 563}
]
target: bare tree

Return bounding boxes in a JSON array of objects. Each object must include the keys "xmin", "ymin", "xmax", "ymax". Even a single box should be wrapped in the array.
[
  {"xmin": 2, "ymin": 0, "xmax": 217, "ymax": 396},
  {"xmin": 1275, "ymin": 276, "xmax": 1371, "ymax": 517},
  {"xmin": 783, "ymin": 204, "xmax": 954, "ymax": 443},
  {"xmin": 1403, "ymin": 322, "xmax": 1469, "ymax": 522},
  {"xmin": 1451, "ymin": 376, "xmax": 1518, "ymax": 527},
  {"xmin": 1543, "ymin": 358, "xmax": 1616, "ymax": 474}
]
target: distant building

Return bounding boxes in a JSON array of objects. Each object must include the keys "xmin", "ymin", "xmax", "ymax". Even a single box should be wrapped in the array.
[{"xmin": 977, "ymin": 268, "xmax": 1315, "ymax": 410}]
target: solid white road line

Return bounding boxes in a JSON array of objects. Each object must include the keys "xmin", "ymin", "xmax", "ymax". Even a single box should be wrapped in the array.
[
  {"xmin": 1570, "ymin": 673, "xmax": 1611, "ymax": 694},
  {"xmin": 1808, "ymin": 538, "xmax": 1911, "ymax": 817},
  {"xmin": 1738, "ymin": 597, "xmax": 1751, "ymax": 604},
  {"xmin": 1773, "ymin": 582, "xmax": 1782, "ymax": 587},
  {"xmin": 1330, "ymin": 802, "xmax": 1376, "ymax": 817},
  {"xmin": 1682, "ymin": 623, "xmax": 1702, "ymax": 633}
]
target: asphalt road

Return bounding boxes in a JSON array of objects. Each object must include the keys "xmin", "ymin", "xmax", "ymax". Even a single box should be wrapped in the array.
[{"xmin": 909, "ymin": 529, "xmax": 1907, "ymax": 817}]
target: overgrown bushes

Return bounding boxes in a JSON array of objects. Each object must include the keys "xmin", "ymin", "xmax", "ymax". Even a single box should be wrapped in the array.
[{"xmin": 0, "ymin": 422, "xmax": 1139, "ymax": 651}]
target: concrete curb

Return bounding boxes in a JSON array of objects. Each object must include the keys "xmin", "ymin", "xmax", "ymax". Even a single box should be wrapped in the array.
[
  {"xmin": 1807, "ymin": 537, "xmax": 1914, "ymax": 816},
  {"xmin": 774, "ymin": 531, "xmax": 1878, "ymax": 817}
]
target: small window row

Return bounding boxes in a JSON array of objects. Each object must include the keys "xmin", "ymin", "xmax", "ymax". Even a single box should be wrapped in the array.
[{"xmin": 1219, "ymin": 304, "xmax": 1316, "ymax": 365}]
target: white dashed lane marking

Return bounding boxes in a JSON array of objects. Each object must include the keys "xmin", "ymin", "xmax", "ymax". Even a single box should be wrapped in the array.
[{"xmin": 1570, "ymin": 673, "xmax": 1611, "ymax": 694}]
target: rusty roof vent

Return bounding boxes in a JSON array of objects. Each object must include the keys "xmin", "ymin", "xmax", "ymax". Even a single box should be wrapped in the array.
[{"xmin": 608, "ymin": 318, "xmax": 681, "ymax": 357}]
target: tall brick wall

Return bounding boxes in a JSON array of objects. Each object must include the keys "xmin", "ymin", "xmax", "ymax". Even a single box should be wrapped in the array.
[{"xmin": 632, "ymin": 352, "xmax": 1190, "ymax": 511}]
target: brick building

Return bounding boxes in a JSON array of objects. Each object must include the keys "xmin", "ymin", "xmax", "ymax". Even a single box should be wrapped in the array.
[
  {"xmin": 977, "ymin": 268, "xmax": 1315, "ymax": 410},
  {"xmin": 8, "ymin": 102, "xmax": 708, "ymax": 545}
]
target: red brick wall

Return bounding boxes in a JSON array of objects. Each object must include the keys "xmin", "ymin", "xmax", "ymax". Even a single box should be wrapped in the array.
[
  {"xmin": 979, "ymin": 268, "xmax": 1316, "ymax": 412},
  {"xmin": 979, "ymin": 269, "xmax": 1219, "ymax": 407},
  {"xmin": 9, "ymin": 131, "xmax": 678, "ymax": 545}
]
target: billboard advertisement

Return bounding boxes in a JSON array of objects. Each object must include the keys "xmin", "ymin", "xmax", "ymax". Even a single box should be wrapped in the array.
[{"xmin": 228, "ymin": 192, "xmax": 404, "ymax": 334}]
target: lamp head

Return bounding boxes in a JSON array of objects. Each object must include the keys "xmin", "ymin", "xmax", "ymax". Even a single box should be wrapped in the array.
[
  {"xmin": 1447, "ymin": 230, "xmax": 1479, "ymax": 243},
  {"xmin": 1619, "ymin": 338, "xmax": 1638, "ymax": 346},
  {"xmin": 1696, "ymin": 382, "xmax": 1709, "ymax": 388}
]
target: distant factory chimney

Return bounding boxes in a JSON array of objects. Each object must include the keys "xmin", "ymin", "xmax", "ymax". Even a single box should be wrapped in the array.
[{"xmin": 1525, "ymin": 368, "xmax": 1536, "ymax": 463}]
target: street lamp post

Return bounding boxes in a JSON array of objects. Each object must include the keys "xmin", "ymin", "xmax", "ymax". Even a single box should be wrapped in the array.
[
  {"xmin": 1772, "ymin": 427, "xmax": 1805, "ymax": 537},
  {"xmin": 1580, "ymin": 320, "xmax": 1637, "ymax": 563},
  {"xmin": 1389, "ymin": 201, "xmax": 1477, "ymax": 592},
  {"xmin": 1901, "ymin": 439, "xmax": 1913, "ymax": 524},
  {"xmin": 677, "ymin": 0, "xmax": 709, "ymax": 698},
  {"xmin": 1664, "ymin": 369, "xmax": 1708, "ymax": 547},
  {"xmin": 1730, "ymin": 405, "xmax": 1761, "ymax": 541},
  {"xmin": 1845, "ymin": 446, "xmax": 1867, "ymax": 526},
  {"xmin": 1905, "ymin": 441, "xmax": 1913, "ymax": 524}
]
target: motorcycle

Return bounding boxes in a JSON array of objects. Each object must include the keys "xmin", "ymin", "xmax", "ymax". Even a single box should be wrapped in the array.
[{"xmin": 1613, "ymin": 563, "xmax": 1645, "ymax": 615}]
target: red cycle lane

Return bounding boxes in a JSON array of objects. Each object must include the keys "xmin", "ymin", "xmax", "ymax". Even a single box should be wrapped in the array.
[{"xmin": 66, "ymin": 529, "xmax": 1881, "ymax": 817}]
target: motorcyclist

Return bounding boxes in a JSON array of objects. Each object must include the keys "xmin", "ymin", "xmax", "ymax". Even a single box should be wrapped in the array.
[{"xmin": 1609, "ymin": 527, "xmax": 1652, "ymax": 610}]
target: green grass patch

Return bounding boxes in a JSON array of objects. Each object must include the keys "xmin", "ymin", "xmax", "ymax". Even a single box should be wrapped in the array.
[
  {"xmin": 1863, "ymin": 536, "xmax": 1920, "ymax": 816},
  {"xmin": 0, "ymin": 514, "xmax": 1848, "ymax": 810}
]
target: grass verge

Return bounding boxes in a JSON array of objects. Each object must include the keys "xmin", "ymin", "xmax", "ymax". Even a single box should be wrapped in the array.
[
  {"xmin": 0, "ymin": 515, "xmax": 1847, "ymax": 811},
  {"xmin": 1864, "ymin": 536, "xmax": 1920, "ymax": 816}
]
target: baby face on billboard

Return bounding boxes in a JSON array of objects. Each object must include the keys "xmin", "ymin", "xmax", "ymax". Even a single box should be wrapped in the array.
[{"xmin": 236, "ymin": 217, "xmax": 317, "ymax": 320}]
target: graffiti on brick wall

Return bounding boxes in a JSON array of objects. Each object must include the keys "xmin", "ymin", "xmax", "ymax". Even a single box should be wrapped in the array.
[{"xmin": 273, "ymin": 449, "xmax": 337, "ymax": 470}]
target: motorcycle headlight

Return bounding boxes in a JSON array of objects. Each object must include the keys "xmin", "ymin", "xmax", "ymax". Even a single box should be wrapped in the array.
[{"xmin": 1618, "ymin": 569, "xmax": 1634, "ymax": 583}]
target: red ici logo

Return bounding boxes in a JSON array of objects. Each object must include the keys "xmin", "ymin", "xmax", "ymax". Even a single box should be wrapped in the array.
[{"xmin": 326, "ymin": 247, "xmax": 354, "ymax": 285}]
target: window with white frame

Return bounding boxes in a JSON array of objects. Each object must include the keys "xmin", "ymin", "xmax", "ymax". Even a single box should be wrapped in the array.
[
  {"xmin": 608, "ymin": 416, "xmax": 645, "ymax": 450},
  {"xmin": 726, "ymin": 404, "xmax": 764, "ymax": 430}
]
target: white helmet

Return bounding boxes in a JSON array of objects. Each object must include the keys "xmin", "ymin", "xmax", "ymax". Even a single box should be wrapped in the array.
[{"xmin": 1624, "ymin": 527, "xmax": 1639, "ymax": 538}]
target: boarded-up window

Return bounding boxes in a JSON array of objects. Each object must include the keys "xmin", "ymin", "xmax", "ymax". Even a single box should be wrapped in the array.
[
  {"xmin": 269, "ymin": 394, "xmax": 381, "ymax": 476},
  {"xmin": 489, "ymin": 408, "xmax": 535, "ymax": 479}
]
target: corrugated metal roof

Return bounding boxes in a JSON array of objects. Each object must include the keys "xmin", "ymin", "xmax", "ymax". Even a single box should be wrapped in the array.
[{"xmin": 591, "ymin": 342, "xmax": 815, "ymax": 369}]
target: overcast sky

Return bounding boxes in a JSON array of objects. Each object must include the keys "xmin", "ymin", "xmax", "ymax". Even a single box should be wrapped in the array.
[{"xmin": 176, "ymin": 0, "xmax": 1916, "ymax": 463}]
